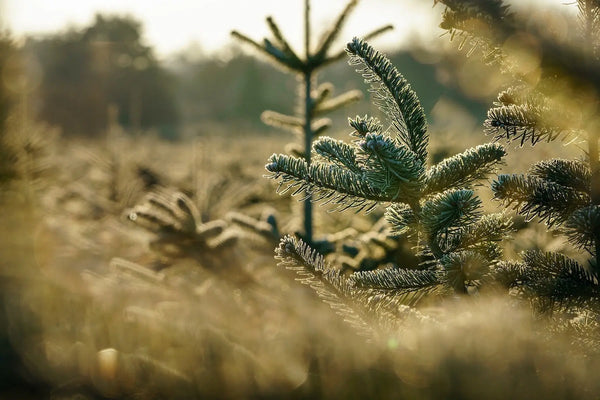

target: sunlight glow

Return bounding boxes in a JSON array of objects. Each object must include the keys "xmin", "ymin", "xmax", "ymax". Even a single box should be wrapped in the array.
[{"xmin": 5, "ymin": 0, "xmax": 570, "ymax": 57}]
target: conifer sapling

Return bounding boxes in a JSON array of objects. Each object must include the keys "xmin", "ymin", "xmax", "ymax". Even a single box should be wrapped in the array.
[
  {"xmin": 267, "ymin": 37, "xmax": 510, "ymax": 324},
  {"xmin": 232, "ymin": 0, "xmax": 392, "ymax": 245}
]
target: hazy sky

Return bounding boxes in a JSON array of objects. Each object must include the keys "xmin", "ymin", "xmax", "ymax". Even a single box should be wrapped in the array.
[{"xmin": 4, "ymin": 0, "xmax": 569, "ymax": 58}]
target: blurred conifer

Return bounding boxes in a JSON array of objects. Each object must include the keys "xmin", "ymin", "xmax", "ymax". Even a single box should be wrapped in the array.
[
  {"xmin": 436, "ymin": 0, "xmax": 600, "ymax": 312},
  {"xmin": 232, "ymin": 0, "xmax": 392, "ymax": 245}
]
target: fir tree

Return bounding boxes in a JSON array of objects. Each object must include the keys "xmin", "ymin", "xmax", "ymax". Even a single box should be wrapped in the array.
[
  {"xmin": 127, "ymin": 189, "xmax": 240, "ymax": 261},
  {"xmin": 436, "ymin": 0, "xmax": 600, "ymax": 312},
  {"xmin": 267, "ymin": 37, "xmax": 510, "ymax": 323},
  {"xmin": 232, "ymin": 0, "xmax": 392, "ymax": 245}
]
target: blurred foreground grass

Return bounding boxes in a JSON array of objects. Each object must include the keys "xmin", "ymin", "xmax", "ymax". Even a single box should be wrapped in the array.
[{"xmin": 0, "ymin": 127, "xmax": 598, "ymax": 399}]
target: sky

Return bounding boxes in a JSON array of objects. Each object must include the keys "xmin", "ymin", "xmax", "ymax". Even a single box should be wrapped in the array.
[{"xmin": 3, "ymin": 0, "xmax": 570, "ymax": 58}]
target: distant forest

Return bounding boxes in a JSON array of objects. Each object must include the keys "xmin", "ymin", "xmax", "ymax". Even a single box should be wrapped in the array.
[{"xmin": 4, "ymin": 14, "xmax": 489, "ymax": 139}]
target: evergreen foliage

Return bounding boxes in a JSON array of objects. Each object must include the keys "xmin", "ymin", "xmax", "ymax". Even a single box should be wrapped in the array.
[
  {"xmin": 275, "ymin": 235, "xmax": 430, "ymax": 335},
  {"xmin": 484, "ymin": 89, "xmax": 577, "ymax": 145},
  {"xmin": 268, "ymin": 37, "xmax": 509, "ymax": 317},
  {"xmin": 435, "ymin": 0, "xmax": 514, "ymax": 60},
  {"xmin": 232, "ymin": 0, "xmax": 392, "ymax": 244},
  {"xmin": 334, "ymin": 218, "xmax": 421, "ymax": 272},
  {"xmin": 0, "ymin": 112, "xmax": 59, "ymax": 189},
  {"xmin": 438, "ymin": 0, "xmax": 600, "ymax": 312},
  {"xmin": 127, "ymin": 189, "xmax": 240, "ymax": 259},
  {"xmin": 227, "ymin": 210, "xmax": 280, "ymax": 244}
]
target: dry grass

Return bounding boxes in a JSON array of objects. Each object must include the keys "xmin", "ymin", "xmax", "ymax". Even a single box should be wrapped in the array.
[{"xmin": 1, "ymin": 124, "xmax": 599, "ymax": 399}]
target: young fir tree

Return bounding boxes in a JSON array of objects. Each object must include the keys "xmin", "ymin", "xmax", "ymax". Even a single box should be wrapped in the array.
[
  {"xmin": 231, "ymin": 0, "xmax": 392, "ymax": 245},
  {"xmin": 435, "ymin": 0, "xmax": 600, "ymax": 311},
  {"xmin": 267, "ymin": 37, "xmax": 510, "ymax": 321},
  {"xmin": 127, "ymin": 189, "xmax": 239, "ymax": 261}
]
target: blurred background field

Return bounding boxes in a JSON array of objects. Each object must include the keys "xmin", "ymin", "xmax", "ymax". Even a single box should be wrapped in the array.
[{"xmin": 0, "ymin": 0, "xmax": 596, "ymax": 399}]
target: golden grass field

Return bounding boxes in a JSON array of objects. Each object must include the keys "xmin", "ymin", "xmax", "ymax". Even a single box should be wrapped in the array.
[{"xmin": 1, "ymin": 113, "xmax": 599, "ymax": 400}]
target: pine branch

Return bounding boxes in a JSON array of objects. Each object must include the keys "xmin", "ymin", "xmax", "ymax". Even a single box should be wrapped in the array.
[
  {"xmin": 128, "ymin": 206, "xmax": 176, "ymax": 232},
  {"xmin": 438, "ymin": 213, "xmax": 511, "ymax": 257},
  {"xmin": 312, "ymin": 0, "xmax": 358, "ymax": 64},
  {"xmin": 128, "ymin": 190, "xmax": 244, "ymax": 258},
  {"xmin": 173, "ymin": 192, "xmax": 201, "ymax": 230},
  {"xmin": 206, "ymin": 229, "xmax": 240, "ymax": 250},
  {"xmin": 313, "ymin": 136, "xmax": 363, "ymax": 174},
  {"xmin": 435, "ymin": 0, "xmax": 514, "ymax": 60},
  {"xmin": 128, "ymin": 190, "xmax": 201, "ymax": 236},
  {"xmin": 311, "ymin": 118, "xmax": 332, "ymax": 138},
  {"xmin": 311, "ymin": 82, "xmax": 333, "ymax": 109},
  {"xmin": 522, "ymin": 250, "xmax": 600, "ymax": 309},
  {"xmin": 424, "ymin": 143, "xmax": 506, "ymax": 194},
  {"xmin": 145, "ymin": 192, "xmax": 192, "ymax": 231},
  {"xmin": 441, "ymin": 250, "xmax": 489, "ymax": 293},
  {"xmin": 230, "ymin": 30, "xmax": 269, "ymax": 55},
  {"xmin": 564, "ymin": 205, "xmax": 600, "ymax": 252},
  {"xmin": 346, "ymin": 37, "xmax": 429, "ymax": 164},
  {"xmin": 231, "ymin": 31, "xmax": 301, "ymax": 71},
  {"xmin": 264, "ymin": 36, "xmax": 303, "ymax": 71},
  {"xmin": 313, "ymin": 90, "xmax": 362, "ymax": 116},
  {"xmin": 125, "ymin": 189, "xmax": 243, "ymax": 259},
  {"xmin": 459, "ymin": 212, "xmax": 513, "ymax": 250},
  {"xmin": 495, "ymin": 88, "xmax": 519, "ymax": 106},
  {"xmin": 261, "ymin": 110, "xmax": 303, "ymax": 134},
  {"xmin": 436, "ymin": 0, "xmax": 513, "ymax": 28},
  {"xmin": 265, "ymin": 16, "xmax": 303, "ymax": 67},
  {"xmin": 443, "ymin": 235, "xmax": 503, "ymax": 262},
  {"xmin": 421, "ymin": 189, "xmax": 482, "ymax": 235},
  {"xmin": 484, "ymin": 103, "xmax": 576, "ymax": 146},
  {"xmin": 358, "ymin": 132, "xmax": 424, "ymax": 203},
  {"xmin": 438, "ymin": 0, "xmax": 600, "ymax": 91},
  {"xmin": 529, "ymin": 159, "xmax": 591, "ymax": 195},
  {"xmin": 266, "ymin": 153, "xmax": 383, "ymax": 212},
  {"xmin": 359, "ymin": 291, "xmax": 435, "ymax": 326},
  {"xmin": 196, "ymin": 220, "xmax": 227, "ymax": 241},
  {"xmin": 490, "ymin": 260, "xmax": 529, "ymax": 289},
  {"xmin": 385, "ymin": 203, "xmax": 417, "ymax": 236},
  {"xmin": 349, "ymin": 267, "xmax": 442, "ymax": 306},
  {"xmin": 492, "ymin": 174, "xmax": 590, "ymax": 226},
  {"xmin": 349, "ymin": 267, "xmax": 440, "ymax": 291},
  {"xmin": 275, "ymin": 235, "xmax": 375, "ymax": 336},
  {"xmin": 227, "ymin": 211, "xmax": 279, "ymax": 242},
  {"xmin": 348, "ymin": 115, "xmax": 383, "ymax": 137},
  {"xmin": 324, "ymin": 24, "xmax": 394, "ymax": 65},
  {"xmin": 361, "ymin": 25, "xmax": 395, "ymax": 42}
]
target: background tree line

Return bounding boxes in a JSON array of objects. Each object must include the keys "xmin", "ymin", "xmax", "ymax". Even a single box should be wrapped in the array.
[{"xmin": 1, "ymin": 13, "xmax": 489, "ymax": 139}]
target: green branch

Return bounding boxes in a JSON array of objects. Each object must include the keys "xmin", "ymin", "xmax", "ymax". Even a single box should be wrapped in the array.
[
  {"xmin": 424, "ymin": 143, "xmax": 506, "ymax": 194},
  {"xmin": 492, "ymin": 174, "xmax": 590, "ymax": 226},
  {"xmin": 346, "ymin": 37, "xmax": 429, "ymax": 164},
  {"xmin": 529, "ymin": 159, "xmax": 591, "ymax": 195},
  {"xmin": 266, "ymin": 153, "xmax": 384, "ymax": 212},
  {"xmin": 421, "ymin": 189, "xmax": 482, "ymax": 235}
]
